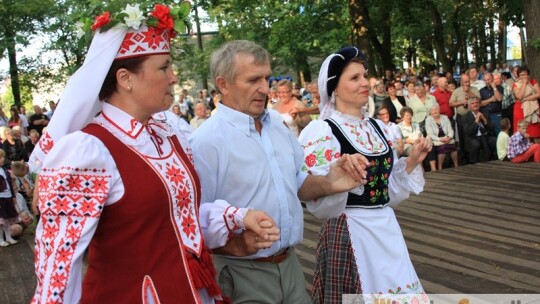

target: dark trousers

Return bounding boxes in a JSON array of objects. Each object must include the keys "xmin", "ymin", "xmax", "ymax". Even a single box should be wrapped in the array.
[
  {"xmin": 455, "ymin": 114, "xmax": 467, "ymax": 163},
  {"xmin": 466, "ymin": 135, "xmax": 497, "ymax": 164}
]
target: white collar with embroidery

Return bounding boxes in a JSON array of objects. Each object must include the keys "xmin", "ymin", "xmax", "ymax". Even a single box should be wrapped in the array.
[
  {"xmin": 94, "ymin": 102, "xmax": 174, "ymax": 146},
  {"xmin": 328, "ymin": 109, "xmax": 390, "ymax": 155}
]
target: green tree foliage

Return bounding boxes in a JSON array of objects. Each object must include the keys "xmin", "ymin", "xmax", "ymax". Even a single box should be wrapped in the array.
[
  {"xmin": 0, "ymin": 0, "xmax": 54, "ymax": 106},
  {"xmin": 196, "ymin": 0, "xmax": 349, "ymax": 85},
  {"xmin": 1, "ymin": 0, "xmax": 536, "ymax": 99}
]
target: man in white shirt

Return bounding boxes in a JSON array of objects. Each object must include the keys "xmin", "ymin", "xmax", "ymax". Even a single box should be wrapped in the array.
[
  {"xmin": 468, "ymin": 67, "xmax": 486, "ymax": 91},
  {"xmin": 190, "ymin": 40, "xmax": 368, "ymax": 304},
  {"xmin": 189, "ymin": 103, "xmax": 207, "ymax": 129}
]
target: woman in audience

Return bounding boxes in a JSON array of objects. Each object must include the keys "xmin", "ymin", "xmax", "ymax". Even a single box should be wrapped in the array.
[
  {"xmin": 398, "ymin": 106, "xmax": 423, "ymax": 157},
  {"xmin": 273, "ymin": 79, "xmax": 310, "ymax": 137},
  {"xmin": 372, "ymin": 79, "xmax": 387, "ymax": 115},
  {"xmin": 512, "ymin": 65, "xmax": 540, "ymax": 143},
  {"xmin": 8, "ymin": 108, "xmax": 23, "ymax": 129},
  {"xmin": 2, "ymin": 128, "xmax": 26, "ymax": 167},
  {"xmin": 425, "ymin": 103, "xmax": 459, "ymax": 170},
  {"xmin": 405, "ymin": 81, "xmax": 417, "ymax": 102},
  {"xmin": 407, "ymin": 83, "xmax": 437, "ymax": 135},
  {"xmin": 377, "ymin": 107, "xmax": 404, "ymax": 156},
  {"xmin": 383, "ymin": 81, "xmax": 407, "ymax": 123}
]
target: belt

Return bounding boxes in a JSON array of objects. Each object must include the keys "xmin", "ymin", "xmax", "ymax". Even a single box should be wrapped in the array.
[{"xmin": 252, "ymin": 248, "xmax": 289, "ymax": 264}]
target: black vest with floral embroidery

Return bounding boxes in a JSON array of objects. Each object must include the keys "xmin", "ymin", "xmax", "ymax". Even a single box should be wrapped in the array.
[{"xmin": 325, "ymin": 118, "xmax": 394, "ymax": 208}]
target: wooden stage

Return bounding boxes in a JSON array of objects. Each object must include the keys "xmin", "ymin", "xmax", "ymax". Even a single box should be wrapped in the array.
[{"xmin": 1, "ymin": 161, "xmax": 539, "ymax": 303}]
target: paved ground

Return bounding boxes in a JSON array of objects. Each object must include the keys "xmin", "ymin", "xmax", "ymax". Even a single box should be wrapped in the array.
[{"xmin": 1, "ymin": 161, "xmax": 539, "ymax": 303}]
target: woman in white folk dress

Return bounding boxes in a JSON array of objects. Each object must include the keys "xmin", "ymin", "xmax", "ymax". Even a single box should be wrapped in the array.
[{"xmin": 298, "ymin": 46, "xmax": 432, "ymax": 304}]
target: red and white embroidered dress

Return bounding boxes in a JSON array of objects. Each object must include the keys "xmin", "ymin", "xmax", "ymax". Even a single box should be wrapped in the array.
[{"xmin": 32, "ymin": 103, "xmax": 218, "ymax": 304}]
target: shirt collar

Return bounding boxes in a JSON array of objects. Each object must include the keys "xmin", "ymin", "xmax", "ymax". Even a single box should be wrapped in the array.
[
  {"xmin": 217, "ymin": 102, "xmax": 270, "ymax": 136},
  {"xmin": 101, "ymin": 102, "xmax": 155, "ymax": 138}
]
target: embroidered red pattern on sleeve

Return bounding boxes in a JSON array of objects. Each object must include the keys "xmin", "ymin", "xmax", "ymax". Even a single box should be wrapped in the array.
[
  {"xmin": 32, "ymin": 166, "xmax": 111, "ymax": 304},
  {"xmin": 223, "ymin": 206, "xmax": 242, "ymax": 241},
  {"xmin": 38, "ymin": 131, "xmax": 55, "ymax": 155}
]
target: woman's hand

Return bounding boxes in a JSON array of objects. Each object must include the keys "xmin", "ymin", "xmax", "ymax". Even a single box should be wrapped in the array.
[{"xmin": 406, "ymin": 136, "xmax": 432, "ymax": 173}]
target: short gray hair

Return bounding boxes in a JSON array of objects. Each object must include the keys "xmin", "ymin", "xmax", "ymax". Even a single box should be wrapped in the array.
[
  {"xmin": 429, "ymin": 103, "xmax": 440, "ymax": 113},
  {"xmin": 210, "ymin": 40, "xmax": 270, "ymax": 93}
]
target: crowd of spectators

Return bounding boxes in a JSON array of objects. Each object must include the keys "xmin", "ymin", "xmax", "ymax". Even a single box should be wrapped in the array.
[
  {"xmin": 158, "ymin": 62, "xmax": 540, "ymax": 169},
  {"xmin": 305, "ymin": 63, "xmax": 540, "ymax": 168},
  {"xmin": 0, "ymin": 102, "xmax": 51, "ymax": 245}
]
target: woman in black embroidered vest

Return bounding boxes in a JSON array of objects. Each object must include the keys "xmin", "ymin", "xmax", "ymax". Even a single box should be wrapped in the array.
[{"xmin": 298, "ymin": 46, "xmax": 433, "ymax": 304}]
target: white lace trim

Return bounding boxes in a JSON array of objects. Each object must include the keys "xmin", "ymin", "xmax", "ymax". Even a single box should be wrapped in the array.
[
  {"xmin": 330, "ymin": 109, "xmax": 370, "ymax": 123},
  {"xmin": 391, "ymin": 158, "xmax": 425, "ymax": 195},
  {"xmin": 93, "ymin": 114, "xmax": 174, "ymax": 147}
]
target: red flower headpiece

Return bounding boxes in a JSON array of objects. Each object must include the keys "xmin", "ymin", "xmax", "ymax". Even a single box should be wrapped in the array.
[{"xmin": 79, "ymin": 2, "xmax": 192, "ymax": 59}]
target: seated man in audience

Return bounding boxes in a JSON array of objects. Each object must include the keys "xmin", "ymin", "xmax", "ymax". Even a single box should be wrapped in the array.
[
  {"xmin": 190, "ymin": 103, "xmax": 208, "ymax": 129},
  {"xmin": 507, "ymin": 119, "xmax": 540, "ymax": 163},
  {"xmin": 462, "ymin": 97, "xmax": 497, "ymax": 163}
]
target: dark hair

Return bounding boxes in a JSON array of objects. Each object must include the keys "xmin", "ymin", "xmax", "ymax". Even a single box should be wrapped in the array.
[
  {"xmin": 500, "ymin": 118, "xmax": 511, "ymax": 131},
  {"xmin": 9, "ymin": 108, "xmax": 20, "ymax": 124},
  {"xmin": 517, "ymin": 65, "xmax": 530, "ymax": 76},
  {"xmin": 326, "ymin": 47, "xmax": 367, "ymax": 99},
  {"xmin": 400, "ymin": 106, "xmax": 414, "ymax": 117},
  {"xmin": 376, "ymin": 106, "xmax": 390, "ymax": 116},
  {"xmin": 386, "ymin": 81, "xmax": 396, "ymax": 91},
  {"xmin": 99, "ymin": 56, "xmax": 149, "ymax": 101}
]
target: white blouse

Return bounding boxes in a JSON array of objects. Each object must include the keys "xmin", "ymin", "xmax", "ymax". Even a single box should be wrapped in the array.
[
  {"xmin": 33, "ymin": 103, "xmax": 231, "ymax": 304},
  {"xmin": 298, "ymin": 110, "xmax": 425, "ymax": 219}
]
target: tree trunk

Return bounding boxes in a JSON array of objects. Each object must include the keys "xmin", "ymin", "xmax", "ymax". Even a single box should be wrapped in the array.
[
  {"xmin": 5, "ymin": 28, "xmax": 21, "ymax": 107},
  {"xmin": 426, "ymin": 1, "xmax": 455, "ymax": 73},
  {"xmin": 194, "ymin": 0, "xmax": 208, "ymax": 90},
  {"xmin": 523, "ymin": 0, "xmax": 540, "ymax": 79},
  {"xmin": 477, "ymin": 22, "xmax": 488, "ymax": 67},
  {"xmin": 349, "ymin": 0, "xmax": 393, "ymax": 71},
  {"xmin": 348, "ymin": 0, "xmax": 370, "ymax": 55},
  {"xmin": 488, "ymin": 17, "xmax": 496, "ymax": 68},
  {"xmin": 296, "ymin": 55, "xmax": 311, "ymax": 86},
  {"xmin": 497, "ymin": 16, "xmax": 507, "ymax": 64}
]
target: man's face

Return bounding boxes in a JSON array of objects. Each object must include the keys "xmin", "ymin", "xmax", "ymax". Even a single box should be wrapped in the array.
[
  {"xmin": 460, "ymin": 75, "xmax": 470, "ymax": 90},
  {"xmin": 437, "ymin": 77, "xmax": 447, "ymax": 90},
  {"xmin": 493, "ymin": 74, "xmax": 502, "ymax": 86},
  {"xmin": 34, "ymin": 105, "xmax": 42, "ymax": 114},
  {"xmin": 484, "ymin": 74, "xmax": 493, "ymax": 86},
  {"xmin": 469, "ymin": 99, "xmax": 481, "ymax": 111},
  {"xmin": 219, "ymin": 54, "xmax": 271, "ymax": 118},
  {"xmin": 194, "ymin": 104, "xmax": 206, "ymax": 118},
  {"xmin": 431, "ymin": 76, "xmax": 439, "ymax": 87},
  {"xmin": 308, "ymin": 83, "xmax": 320, "ymax": 106},
  {"xmin": 30, "ymin": 133, "xmax": 39, "ymax": 144},
  {"xmin": 377, "ymin": 108, "xmax": 390, "ymax": 123},
  {"xmin": 469, "ymin": 68, "xmax": 478, "ymax": 80}
]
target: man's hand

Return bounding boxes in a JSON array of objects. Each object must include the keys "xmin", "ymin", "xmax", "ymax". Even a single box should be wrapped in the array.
[
  {"xmin": 477, "ymin": 112, "xmax": 487, "ymax": 124},
  {"xmin": 243, "ymin": 210, "xmax": 280, "ymax": 244},
  {"xmin": 214, "ymin": 211, "xmax": 280, "ymax": 257}
]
